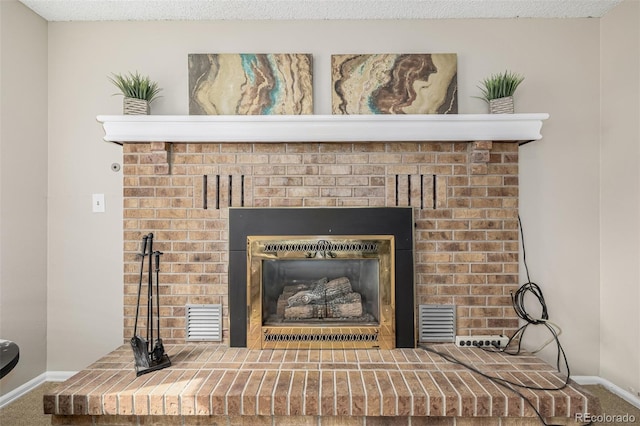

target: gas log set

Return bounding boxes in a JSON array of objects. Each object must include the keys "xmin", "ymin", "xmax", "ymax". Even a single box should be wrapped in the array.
[{"xmin": 274, "ymin": 276, "xmax": 374, "ymax": 322}]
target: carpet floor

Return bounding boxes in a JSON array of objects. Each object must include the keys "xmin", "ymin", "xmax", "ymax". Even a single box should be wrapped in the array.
[
  {"xmin": 0, "ymin": 382, "xmax": 638, "ymax": 425},
  {"xmin": 0, "ymin": 382, "xmax": 58, "ymax": 426}
]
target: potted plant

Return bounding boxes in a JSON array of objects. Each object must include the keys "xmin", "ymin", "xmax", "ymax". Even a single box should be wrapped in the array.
[
  {"xmin": 476, "ymin": 70, "xmax": 524, "ymax": 114},
  {"xmin": 109, "ymin": 71, "xmax": 162, "ymax": 115}
]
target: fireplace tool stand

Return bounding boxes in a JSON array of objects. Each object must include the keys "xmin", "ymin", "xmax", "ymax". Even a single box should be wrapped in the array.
[{"xmin": 131, "ymin": 233, "xmax": 171, "ymax": 376}]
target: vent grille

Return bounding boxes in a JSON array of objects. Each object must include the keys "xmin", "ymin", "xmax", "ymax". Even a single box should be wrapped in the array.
[
  {"xmin": 186, "ymin": 304, "xmax": 222, "ymax": 341},
  {"xmin": 263, "ymin": 330, "xmax": 379, "ymax": 343},
  {"xmin": 418, "ymin": 304, "xmax": 455, "ymax": 343},
  {"xmin": 263, "ymin": 240, "xmax": 379, "ymax": 254}
]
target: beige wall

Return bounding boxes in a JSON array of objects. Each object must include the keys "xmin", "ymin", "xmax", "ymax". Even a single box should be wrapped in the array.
[
  {"xmin": 46, "ymin": 18, "xmax": 603, "ymax": 377},
  {"xmin": 600, "ymin": 0, "xmax": 640, "ymax": 397},
  {"xmin": 0, "ymin": 1, "xmax": 48, "ymax": 395}
]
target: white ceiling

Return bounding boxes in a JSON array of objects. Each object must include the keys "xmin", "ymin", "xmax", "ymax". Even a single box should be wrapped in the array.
[{"xmin": 18, "ymin": 0, "xmax": 623, "ymax": 21}]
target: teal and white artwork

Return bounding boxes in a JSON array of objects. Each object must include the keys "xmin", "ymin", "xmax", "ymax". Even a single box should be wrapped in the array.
[{"xmin": 189, "ymin": 53, "xmax": 313, "ymax": 115}]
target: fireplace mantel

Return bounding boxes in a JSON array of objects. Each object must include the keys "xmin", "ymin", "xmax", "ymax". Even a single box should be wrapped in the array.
[{"xmin": 96, "ymin": 113, "xmax": 548, "ymax": 144}]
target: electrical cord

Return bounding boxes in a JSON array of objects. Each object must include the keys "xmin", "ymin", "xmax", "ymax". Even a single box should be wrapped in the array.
[
  {"xmin": 528, "ymin": 320, "xmax": 562, "ymax": 355},
  {"xmin": 420, "ymin": 215, "xmax": 572, "ymax": 426},
  {"xmin": 420, "ymin": 344, "xmax": 561, "ymax": 426},
  {"xmin": 495, "ymin": 217, "xmax": 571, "ymax": 380}
]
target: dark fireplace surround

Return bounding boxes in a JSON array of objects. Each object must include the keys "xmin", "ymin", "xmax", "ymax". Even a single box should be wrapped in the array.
[{"xmin": 228, "ymin": 207, "xmax": 415, "ymax": 348}]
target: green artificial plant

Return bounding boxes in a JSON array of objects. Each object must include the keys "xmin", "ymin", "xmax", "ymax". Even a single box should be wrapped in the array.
[
  {"xmin": 109, "ymin": 71, "xmax": 162, "ymax": 103},
  {"xmin": 477, "ymin": 70, "xmax": 524, "ymax": 102}
]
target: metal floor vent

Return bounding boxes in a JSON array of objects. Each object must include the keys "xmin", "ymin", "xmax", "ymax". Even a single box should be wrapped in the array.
[
  {"xmin": 186, "ymin": 304, "xmax": 222, "ymax": 341},
  {"xmin": 418, "ymin": 304, "xmax": 456, "ymax": 343}
]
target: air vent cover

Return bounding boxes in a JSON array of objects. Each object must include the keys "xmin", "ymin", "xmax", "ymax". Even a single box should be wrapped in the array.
[
  {"xmin": 186, "ymin": 304, "xmax": 222, "ymax": 341},
  {"xmin": 418, "ymin": 304, "xmax": 455, "ymax": 343}
]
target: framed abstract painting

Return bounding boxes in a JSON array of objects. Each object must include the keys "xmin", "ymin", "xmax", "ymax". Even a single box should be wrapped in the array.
[
  {"xmin": 331, "ymin": 53, "xmax": 457, "ymax": 114},
  {"xmin": 189, "ymin": 53, "xmax": 313, "ymax": 115}
]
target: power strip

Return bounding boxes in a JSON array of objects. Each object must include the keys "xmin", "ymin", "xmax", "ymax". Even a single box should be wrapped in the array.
[{"xmin": 455, "ymin": 335, "xmax": 510, "ymax": 348}]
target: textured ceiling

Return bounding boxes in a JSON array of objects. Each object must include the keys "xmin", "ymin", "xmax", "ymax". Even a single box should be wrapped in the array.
[{"xmin": 19, "ymin": 0, "xmax": 623, "ymax": 21}]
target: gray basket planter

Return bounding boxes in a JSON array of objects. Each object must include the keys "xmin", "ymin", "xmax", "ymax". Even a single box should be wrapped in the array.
[
  {"xmin": 123, "ymin": 97, "xmax": 149, "ymax": 115},
  {"xmin": 489, "ymin": 96, "xmax": 514, "ymax": 114}
]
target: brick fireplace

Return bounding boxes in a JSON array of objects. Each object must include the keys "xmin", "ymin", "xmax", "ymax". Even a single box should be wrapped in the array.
[
  {"xmin": 42, "ymin": 114, "xmax": 606, "ymax": 425},
  {"xmin": 120, "ymin": 128, "xmax": 523, "ymax": 346}
]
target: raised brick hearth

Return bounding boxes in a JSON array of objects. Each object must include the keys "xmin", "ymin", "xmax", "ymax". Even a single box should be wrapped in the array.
[{"xmin": 45, "ymin": 344, "xmax": 598, "ymax": 425}]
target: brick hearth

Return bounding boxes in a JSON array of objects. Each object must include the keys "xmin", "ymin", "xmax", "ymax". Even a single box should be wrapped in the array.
[{"xmin": 44, "ymin": 344, "xmax": 598, "ymax": 425}]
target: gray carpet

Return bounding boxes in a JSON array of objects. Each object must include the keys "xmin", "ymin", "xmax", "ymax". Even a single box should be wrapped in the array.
[{"xmin": 0, "ymin": 382, "xmax": 638, "ymax": 425}]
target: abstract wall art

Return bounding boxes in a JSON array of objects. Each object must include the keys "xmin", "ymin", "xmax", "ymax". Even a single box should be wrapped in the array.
[
  {"xmin": 331, "ymin": 53, "xmax": 457, "ymax": 114},
  {"xmin": 189, "ymin": 53, "xmax": 313, "ymax": 115}
]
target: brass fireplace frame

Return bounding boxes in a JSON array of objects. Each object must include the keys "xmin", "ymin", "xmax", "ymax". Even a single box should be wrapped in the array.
[{"xmin": 246, "ymin": 235, "xmax": 395, "ymax": 349}]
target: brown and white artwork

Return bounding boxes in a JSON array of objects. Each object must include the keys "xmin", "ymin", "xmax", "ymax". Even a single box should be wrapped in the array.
[
  {"xmin": 189, "ymin": 53, "xmax": 313, "ymax": 115},
  {"xmin": 331, "ymin": 53, "xmax": 457, "ymax": 114}
]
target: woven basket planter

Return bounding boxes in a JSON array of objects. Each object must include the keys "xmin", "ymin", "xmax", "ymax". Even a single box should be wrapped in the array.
[
  {"xmin": 123, "ymin": 97, "xmax": 150, "ymax": 115},
  {"xmin": 488, "ymin": 96, "xmax": 514, "ymax": 114}
]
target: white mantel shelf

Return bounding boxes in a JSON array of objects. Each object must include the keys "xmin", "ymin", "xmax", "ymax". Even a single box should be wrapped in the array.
[{"xmin": 96, "ymin": 113, "xmax": 549, "ymax": 144}]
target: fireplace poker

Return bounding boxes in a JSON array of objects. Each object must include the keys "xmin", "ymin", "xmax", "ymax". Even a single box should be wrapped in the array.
[
  {"xmin": 151, "ymin": 249, "xmax": 167, "ymax": 363},
  {"xmin": 147, "ymin": 233, "xmax": 154, "ymax": 357}
]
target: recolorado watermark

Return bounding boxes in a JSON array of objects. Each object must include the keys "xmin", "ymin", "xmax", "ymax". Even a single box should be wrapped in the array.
[{"xmin": 575, "ymin": 412, "xmax": 636, "ymax": 423}]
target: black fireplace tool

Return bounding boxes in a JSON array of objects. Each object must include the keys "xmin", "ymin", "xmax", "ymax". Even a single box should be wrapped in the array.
[{"xmin": 131, "ymin": 233, "xmax": 171, "ymax": 376}]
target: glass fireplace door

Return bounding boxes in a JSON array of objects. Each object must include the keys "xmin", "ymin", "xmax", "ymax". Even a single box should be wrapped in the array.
[{"xmin": 247, "ymin": 236, "xmax": 395, "ymax": 349}]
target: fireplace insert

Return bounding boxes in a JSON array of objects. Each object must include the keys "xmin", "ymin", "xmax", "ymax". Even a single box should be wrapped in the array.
[{"xmin": 229, "ymin": 207, "xmax": 415, "ymax": 348}]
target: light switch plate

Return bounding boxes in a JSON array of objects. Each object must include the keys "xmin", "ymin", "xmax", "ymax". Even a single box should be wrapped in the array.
[{"xmin": 92, "ymin": 194, "xmax": 105, "ymax": 213}]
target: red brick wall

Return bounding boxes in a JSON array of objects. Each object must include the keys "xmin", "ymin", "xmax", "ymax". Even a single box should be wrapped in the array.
[{"xmin": 122, "ymin": 140, "xmax": 519, "ymax": 345}]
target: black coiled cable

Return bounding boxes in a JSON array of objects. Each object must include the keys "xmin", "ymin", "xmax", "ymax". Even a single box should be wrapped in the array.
[{"xmin": 513, "ymin": 282, "xmax": 548, "ymax": 324}]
